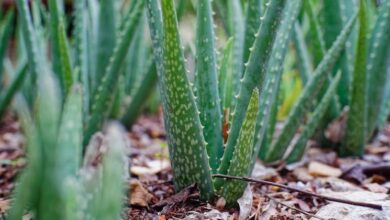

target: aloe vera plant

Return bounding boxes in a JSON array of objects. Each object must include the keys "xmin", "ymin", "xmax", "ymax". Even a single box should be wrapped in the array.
[
  {"xmin": 146, "ymin": 0, "xmax": 303, "ymax": 202},
  {"xmin": 8, "ymin": 83, "xmax": 128, "ymax": 220},
  {"xmin": 287, "ymin": 0, "xmax": 390, "ymax": 157}
]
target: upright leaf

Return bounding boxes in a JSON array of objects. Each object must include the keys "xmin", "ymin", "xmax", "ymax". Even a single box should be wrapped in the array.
[
  {"xmin": 147, "ymin": 0, "xmax": 214, "ymax": 200},
  {"xmin": 366, "ymin": 0, "xmax": 390, "ymax": 138},
  {"xmin": 95, "ymin": 0, "xmax": 117, "ymax": 83},
  {"xmin": 195, "ymin": 0, "xmax": 223, "ymax": 173},
  {"xmin": 0, "ymin": 10, "xmax": 14, "ymax": 80},
  {"xmin": 96, "ymin": 123, "xmax": 127, "ymax": 220},
  {"xmin": 252, "ymin": 0, "xmax": 302, "ymax": 167},
  {"xmin": 220, "ymin": 89, "xmax": 259, "ymax": 204},
  {"xmin": 342, "ymin": 0, "xmax": 367, "ymax": 156},
  {"xmin": 243, "ymin": 0, "xmax": 261, "ymax": 64},
  {"xmin": 228, "ymin": 0, "xmax": 245, "ymax": 108}
]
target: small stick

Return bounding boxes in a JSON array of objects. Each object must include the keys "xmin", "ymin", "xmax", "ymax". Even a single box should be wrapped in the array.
[
  {"xmin": 213, "ymin": 174, "xmax": 383, "ymax": 210},
  {"xmin": 264, "ymin": 195, "xmax": 325, "ymax": 220}
]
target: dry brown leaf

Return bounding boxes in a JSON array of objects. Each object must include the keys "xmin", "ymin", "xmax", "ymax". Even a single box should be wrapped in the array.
[
  {"xmin": 308, "ymin": 161, "xmax": 342, "ymax": 177},
  {"xmin": 129, "ymin": 179, "xmax": 154, "ymax": 207}
]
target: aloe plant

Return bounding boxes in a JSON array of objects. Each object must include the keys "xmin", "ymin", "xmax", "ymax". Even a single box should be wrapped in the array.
[
  {"xmin": 285, "ymin": 0, "xmax": 390, "ymax": 157},
  {"xmin": 146, "ymin": 0, "xmax": 303, "ymax": 203},
  {"xmin": 8, "ymin": 84, "xmax": 128, "ymax": 219},
  {"xmin": 263, "ymin": 14, "xmax": 357, "ymax": 162}
]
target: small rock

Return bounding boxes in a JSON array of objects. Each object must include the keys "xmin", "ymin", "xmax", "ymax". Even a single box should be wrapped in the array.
[{"xmin": 313, "ymin": 191, "xmax": 390, "ymax": 220}]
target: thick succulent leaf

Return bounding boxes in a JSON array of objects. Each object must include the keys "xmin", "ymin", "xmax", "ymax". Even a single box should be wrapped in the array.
[
  {"xmin": 16, "ymin": 0, "xmax": 46, "ymax": 79},
  {"xmin": 220, "ymin": 89, "xmax": 259, "ymax": 204},
  {"xmin": 56, "ymin": 85, "xmax": 83, "ymax": 181},
  {"xmin": 52, "ymin": 85, "xmax": 83, "ymax": 219},
  {"xmin": 292, "ymin": 22, "xmax": 312, "ymax": 84},
  {"xmin": 243, "ymin": 0, "xmax": 261, "ymax": 64},
  {"xmin": 8, "ymin": 100, "xmax": 42, "ymax": 220},
  {"xmin": 58, "ymin": 18, "xmax": 74, "ymax": 96},
  {"xmin": 378, "ymin": 61, "xmax": 390, "ymax": 129},
  {"xmin": 0, "ymin": 62, "xmax": 28, "ymax": 117},
  {"xmin": 84, "ymin": 1, "xmax": 144, "ymax": 146},
  {"xmin": 124, "ymin": 16, "xmax": 147, "ymax": 96},
  {"xmin": 342, "ymin": 0, "xmax": 368, "ymax": 157},
  {"xmin": 252, "ymin": 0, "xmax": 302, "ymax": 168},
  {"xmin": 216, "ymin": 0, "xmax": 287, "ymax": 188},
  {"xmin": 122, "ymin": 59, "xmax": 158, "ymax": 127},
  {"xmin": 63, "ymin": 177, "xmax": 87, "ymax": 220},
  {"xmin": 0, "ymin": 10, "xmax": 14, "ymax": 80},
  {"xmin": 95, "ymin": 123, "xmax": 127, "ymax": 220},
  {"xmin": 228, "ymin": 0, "xmax": 245, "ymax": 107},
  {"xmin": 213, "ymin": 0, "xmax": 230, "ymax": 35},
  {"xmin": 366, "ymin": 0, "xmax": 390, "ymax": 139},
  {"xmin": 73, "ymin": 0, "xmax": 90, "ymax": 118},
  {"xmin": 95, "ymin": 0, "xmax": 117, "ymax": 84},
  {"xmin": 48, "ymin": 0, "xmax": 64, "ymax": 91},
  {"xmin": 286, "ymin": 72, "xmax": 341, "ymax": 164},
  {"xmin": 264, "ymin": 13, "xmax": 357, "ymax": 163},
  {"xmin": 321, "ymin": 0, "xmax": 357, "ymax": 107},
  {"xmin": 147, "ymin": 0, "xmax": 214, "ymax": 200},
  {"xmin": 36, "ymin": 72, "xmax": 63, "ymax": 220},
  {"xmin": 194, "ymin": 0, "xmax": 223, "ymax": 173},
  {"xmin": 251, "ymin": 0, "xmax": 302, "ymax": 163},
  {"xmin": 304, "ymin": 0, "xmax": 326, "ymax": 66},
  {"xmin": 218, "ymin": 38, "xmax": 234, "ymax": 110}
]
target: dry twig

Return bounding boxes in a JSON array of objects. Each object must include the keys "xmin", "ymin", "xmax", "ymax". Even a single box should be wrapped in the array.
[{"xmin": 213, "ymin": 174, "xmax": 383, "ymax": 210}]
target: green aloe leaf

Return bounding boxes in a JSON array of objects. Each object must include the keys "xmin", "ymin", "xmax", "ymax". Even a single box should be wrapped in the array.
[
  {"xmin": 147, "ymin": 0, "xmax": 214, "ymax": 200},
  {"xmin": 243, "ymin": 0, "xmax": 262, "ymax": 64},
  {"xmin": 57, "ymin": 18, "xmax": 74, "ymax": 96},
  {"xmin": 228, "ymin": 0, "xmax": 245, "ymax": 108},
  {"xmin": 342, "ymin": 0, "xmax": 368, "ymax": 157},
  {"xmin": 56, "ymin": 84, "xmax": 83, "ymax": 181},
  {"xmin": 366, "ymin": 0, "xmax": 390, "ymax": 139},
  {"xmin": 48, "ymin": 0, "xmax": 64, "ymax": 92},
  {"xmin": 8, "ymin": 100, "xmax": 42, "ymax": 220},
  {"xmin": 292, "ymin": 22, "xmax": 312, "ymax": 84},
  {"xmin": 253, "ymin": 0, "xmax": 302, "ymax": 166},
  {"xmin": 95, "ymin": 0, "xmax": 117, "ymax": 84},
  {"xmin": 286, "ymin": 71, "xmax": 341, "ymax": 164},
  {"xmin": 0, "ymin": 10, "xmax": 14, "ymax": 80},
  {"xmin": 379, "ymin": 65, "xmax": 390, "ymax": 129},
  {"xmin": 73, "ymin": 0, "xmax": 90, "ymax": 118},
  {"xmin": 219, "ymin": 89, "xmax": 259, "ymax": 204},
  {"xmin": 0, "ymin": 62, "xmax": 28, "ymax": 117},
  {"xmin": 216, "ymin": 0, "xmax": 287, "ymax": 189},
  {"xmin": 194, "ymin": 0, "xmax": 223, "ymax": 173},
  {"xmin": 121, "ymin": 60, "xmax": 157, "ymax": 127},
  {"xmin": 264, "ymin": 13, "xmax": 357, "ymax": 163},
  {"xmin": 321, "ymin": 0, "xmax": 357, "ymax": 107},
  {"xmin": 218, "ymin": 38, "xmax": 234, "ymax": 110},
  {"xmin": 304, "ymin": 0, "xmax": 326, "ymax": 66},
  {"xmin": 96, "ymin": 123, "xmax": 127, "ymax": 220}
]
